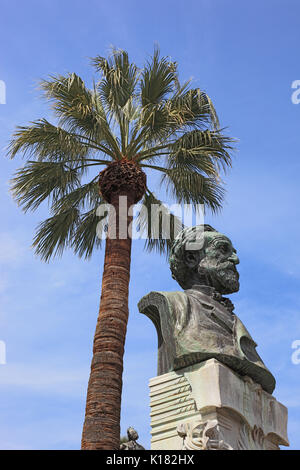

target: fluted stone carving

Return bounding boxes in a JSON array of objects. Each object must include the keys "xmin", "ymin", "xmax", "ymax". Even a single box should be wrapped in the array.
[{"xmin": 149, "ymin": 359, "xmax": 288, "ymax": 450}]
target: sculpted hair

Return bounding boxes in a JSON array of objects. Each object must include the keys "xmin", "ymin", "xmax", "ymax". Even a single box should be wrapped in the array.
[{"xmin": 169, "ymin": 224, "xmax": 217, "ymax": 289}]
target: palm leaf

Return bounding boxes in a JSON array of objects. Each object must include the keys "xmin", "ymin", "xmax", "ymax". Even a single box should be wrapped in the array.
[
  {"xmin": 52, "ymin": 178, "xmax": 100, "ymax": 213},
  {"xmin": 167, "ymin": 129, "xmax": 234, "ymax": 173},
  {"xmin": 92, "ymin": 49, "xmax": 140, "ymax": 154},
  {"xmin": 164, "ymin": 88, "xmax": 218, "ymax": 130},
  {"xmin": 162, "ymin": 167, "xmax": 225, "ymax": 213},
  {"xmin": 130, "ymin": 72, "xmax": 222, "ymax": 154},
  {"xmin": 72, "ymin": 207, "xmax": 103, "ymax": 259},
  {"xmin": 92, "ymin": 49, "xmax": 139, "ymax": 111},
  {"xmin": 40, "ymin": 73, "xmax": 120, "ymax": 158},
  {"xmin": 10, "ymin": 161, "xmax": 80, "ymax": 212},
  {"xmin": 140, "ymin": 46, "xmax": 179, "ymax": 106},
  {"xmin": 32, "ymin": 207, "xmax": 79, "ymax": 261},
  {"xmin": 136, "ymin": 190, "xmax": 184, "ymax": 255},
  {"xmin": 8, "ymin": 119, "xmax": 94, "ymax": 163}
]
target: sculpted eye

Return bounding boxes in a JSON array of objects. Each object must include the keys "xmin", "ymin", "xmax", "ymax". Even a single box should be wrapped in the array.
[{"xmin": 218, "ymin": 243, "xmax": 229, "ymax": 253}]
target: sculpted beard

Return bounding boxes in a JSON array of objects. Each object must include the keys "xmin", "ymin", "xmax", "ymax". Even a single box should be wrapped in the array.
[
  {"xmin": 217, "ymin": 263, "xmax": 240, "ymax": 293},
  {"xmin": 197, "ymin": 260, "xmax": 240, "ymax": 294}
]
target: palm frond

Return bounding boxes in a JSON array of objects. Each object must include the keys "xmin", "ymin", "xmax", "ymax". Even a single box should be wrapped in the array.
[
  {"xmin": 167, "ymin": 129, "xmax": 234, "ymax": 173},
  {"xmin": 10, "ymin": 161, "xmax": 81, "ymax": 212},
  {"xmin": 162, "ymin": 167, "xmax": 225, "ymax": 213},
  {"xmin": 71, "ymin": 207, "xmax": 103, "ymax": 259},
  {"xmin": 32, "ymin": 207, "xmax": 79, "ymax": 261},
  {"xmin": 92, "ymin": 49, "xmax": 139, "ymax": 111},
  {"xmin": 137, "ymin": 190, "xmax": 184, "ymax": 256},
  {"xmin": 51, "ymin": 177, "xmax": 100, "ymax": 213},
  {"xmin": 130, "ymin": 82, "xmax": 222, "ymax": 155},
  {"xmin": 140, "ymin": 46, "xmax": 179, "ymax": 106},
  {"xmin": 8, "ymin": 119, "xmax": 96, "ymax": 163},
  {"xmin": 40, "ymin": 73, "xmax": 120, "ymax": 158},
  {"xmin": 92, "ymin": 49, "xmax": 140, "ymax": 154},
  {"xmin": 164, "ymin": 88, "xmax": 218, "ymax": 130},
  {"xmin": 127, "ymin": 48, "xmax": 181, "ymax": 155}
]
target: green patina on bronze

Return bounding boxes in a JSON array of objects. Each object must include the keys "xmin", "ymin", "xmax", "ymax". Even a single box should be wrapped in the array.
[{"xmin": 138, "ymin": 225, "xmax": 276, "ymax": 394}]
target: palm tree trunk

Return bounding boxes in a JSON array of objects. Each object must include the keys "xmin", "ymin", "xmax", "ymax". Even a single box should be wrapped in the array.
[{"xmin": 81, "ymin": 193, "xmax": 134, "ymax": 450}]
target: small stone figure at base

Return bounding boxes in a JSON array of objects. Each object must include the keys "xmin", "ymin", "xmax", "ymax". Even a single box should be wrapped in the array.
[{"xmin": 120, "ymin": 427, "xmax": 145, "ymax": 450}]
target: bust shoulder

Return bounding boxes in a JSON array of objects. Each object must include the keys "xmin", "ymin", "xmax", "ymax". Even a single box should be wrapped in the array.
[
  {"xmin": 138, "ymin": 290, "xmax": 188, "ymax": 330},
  {"xmin": 138, "ymin": 290, "xmax": 187, "ymax": 314}
]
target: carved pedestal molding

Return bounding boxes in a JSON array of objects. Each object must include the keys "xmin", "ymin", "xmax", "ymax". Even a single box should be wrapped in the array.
[{"xmin": 149, "ymin": 359, "xmax": 289, "ymax": 450}]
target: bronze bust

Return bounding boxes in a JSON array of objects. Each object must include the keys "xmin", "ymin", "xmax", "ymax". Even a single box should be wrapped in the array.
[{"xmin": 138, "ymin": 225, "xmax": 275, "ymax": 394}]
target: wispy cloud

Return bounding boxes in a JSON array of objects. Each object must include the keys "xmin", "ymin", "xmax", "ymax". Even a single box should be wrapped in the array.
[{"xmin": 0, "ymin": 362, "xmax": 87, "ymax": 397}]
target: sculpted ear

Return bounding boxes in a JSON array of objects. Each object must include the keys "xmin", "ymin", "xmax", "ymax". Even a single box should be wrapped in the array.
[{"xmin": 184, "ymin": 251, "xmax": 200, "ymax": 269}]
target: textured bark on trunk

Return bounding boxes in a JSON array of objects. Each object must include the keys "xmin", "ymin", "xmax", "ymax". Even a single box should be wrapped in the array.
[{"xmin": 81, "ymin": 193, "xmax": 134, "ymax": 450}]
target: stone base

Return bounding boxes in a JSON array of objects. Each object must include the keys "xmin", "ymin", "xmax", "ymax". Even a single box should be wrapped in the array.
[{"xmin": 149, "ymin": 359, "xmax": 289, "ymax": 450}]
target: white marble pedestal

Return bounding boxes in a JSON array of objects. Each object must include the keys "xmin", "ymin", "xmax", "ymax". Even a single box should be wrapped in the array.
[{"xmin": 149, "ymin": 359, "xmax": 289, "ymax": 450}]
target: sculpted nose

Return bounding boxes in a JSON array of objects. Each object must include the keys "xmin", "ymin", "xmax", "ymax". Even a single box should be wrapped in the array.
[{"xmin": 229, "ymin": 252, "xmax": 239, "ymax": 265}]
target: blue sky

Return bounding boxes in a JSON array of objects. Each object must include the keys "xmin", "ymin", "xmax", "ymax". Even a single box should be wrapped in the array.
[{"xmin": 0, "ymin": 0, "xmax": 300, "ymax": 450}]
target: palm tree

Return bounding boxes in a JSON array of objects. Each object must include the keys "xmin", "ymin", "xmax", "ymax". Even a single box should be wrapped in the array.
[{"xmin": 8, "ymin": 47, "xmax": 235, "ymax": 450}]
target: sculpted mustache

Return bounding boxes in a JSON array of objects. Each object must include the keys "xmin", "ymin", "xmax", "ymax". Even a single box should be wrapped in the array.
[
  {"xmin": 218, "ymin": 263, "xmax": 239, "ymax": 274},
  {"xmin": 198, "ymin": 262, "xmax": 239, "ymax": 277}
]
